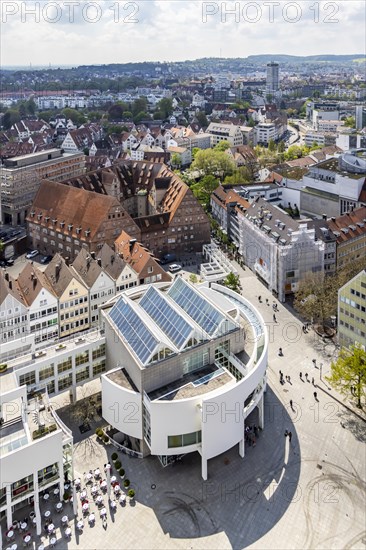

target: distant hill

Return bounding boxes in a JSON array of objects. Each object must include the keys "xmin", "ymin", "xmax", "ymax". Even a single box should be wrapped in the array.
[{"xmin": 247, "ymin": 54, "xmax": 365, "ymax": 63}]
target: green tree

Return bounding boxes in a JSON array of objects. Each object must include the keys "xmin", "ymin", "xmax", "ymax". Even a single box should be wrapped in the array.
[
  {"xmin": 190, "ymin": 175, "xmax": 219, "ymax": 206},
  {"xmin": 268, "ymin": 139, "xmax": 276, "ymax": 152},
  {"xmin": 224, "ymin": 166, "xmax": 252, "ymax": 185},
  {"xmin": 2, "ymin": 110, "xmax": 21, "ymax": 129},
  {"xmin": 214, "ymin": 140, "xmax": 231, "ymax": 152},
  {"xmin": 344, "ymin": 116, "xmax": 356, "ymax": 128},
  {"xmin": 294, "ymin": 272, "xmax": 338, "ymax": 330},
  {"xmin": 326, "ymin": 344, "xmax": 366, "ymax": 409},
  {"xmin": 192, "ymin": 147, "xmax": 200, "ymax": 159},
  {"xmin": 132, "ymin": 98, "xmax": 148, "ymax": 117},
  {"xmin": 171, "ymin": 153, "xmax": 181, "ymax": 168},
  {"xmin": 195, "ymin": 111, "xmax": 209, "ymax": 128},
  {"xmin": 133, "ymin": 111, "xmax": 150, "ymax": 123},
  {"xmin": 156, "ymin": 98, "xmax": 173, "ymax": 119},
  {"xmin": 192, "ymin": 149, "xmax": 235, "ymax": 178},
  {"xmin": 223, "ymin": 272, "xmax": 241, "ymax": 293},
  {"xmin": 122, "ymin": 111, "xmax": 133, "ymax": 119},
  {"xmin": 62, "ymin": 108, "xmax": 86, "ymax": 125}
]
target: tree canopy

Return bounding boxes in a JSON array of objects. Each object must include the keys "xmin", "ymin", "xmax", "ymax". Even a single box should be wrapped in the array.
[
  {"xmin": 326, "ymin": 344, "xmax": 366, "ymax": 408},
  {"xmin": 191, "ymin": 149, "xmax": 235, "ymax": 178}
]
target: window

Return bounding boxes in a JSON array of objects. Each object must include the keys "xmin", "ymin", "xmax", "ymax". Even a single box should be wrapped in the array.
[
  {"xmin": 76, "ymin": 367, "xmax": 89, "ymax": 383},
  {"xmin": 39, "ymin": 364, "xmax": 54, "ymax": 381},
  {"xmin": 57, "ymin": 357, "xmax": 72, "ymax": 374},
  {"xmin": 168, "ymin": 430, "xmax": 201, "ymax": 448},
  {"xmin": 19, "ymin": 371, "xmax": 36, "ymax": 386},
  {"xmin": 93, "ymin": 361, "xmax": 106, "ymax": 376},
  {"xmin": 58, "ymin": 373, "xmax": 72, "ymax": 391},
  {"xmin": 75, "ymin": 351, "xmax": 89, "ymax": 366},
  {"xmin": 92, "ymin": 344, "xmax": 106, "ymax": 360}
]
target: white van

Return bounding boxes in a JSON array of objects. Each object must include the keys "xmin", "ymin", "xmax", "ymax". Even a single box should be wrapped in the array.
[{"xmin": 169, "ymin": 264, "xmax": 182, "ymax": 273}]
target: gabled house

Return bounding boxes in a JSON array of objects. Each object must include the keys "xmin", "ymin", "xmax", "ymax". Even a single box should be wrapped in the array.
[
  {"xmin": 16, "ymin": 263, "xmax": 58, "ymax": 344},
  {"xmin": 0, "ymin": 270, "xmax": 29, "ymax": 354},
  {"xmin": 72, "ymin": 248, "xmax": 115, "ymax": 326},
  {"xmin": 44, "ymin": 254, "xmax": 90, "ymax": 338},
  {"xmin": 115, "ymin": 232, "xmax": 171, "ymax": 285},
  {"xmin": 97, "ymin": 243, "xmax": 138, "ymax": 293}
]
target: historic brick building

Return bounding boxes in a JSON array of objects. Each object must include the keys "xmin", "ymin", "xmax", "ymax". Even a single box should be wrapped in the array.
[{"xmin": 27, "ymin": 160, "xmax": 210, "ymax": 260}]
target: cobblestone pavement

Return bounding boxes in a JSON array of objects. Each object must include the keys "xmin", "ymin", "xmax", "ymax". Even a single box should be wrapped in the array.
[{"xmin": 2, "ymin": 265, "xmax": 365, "ymax": 550}]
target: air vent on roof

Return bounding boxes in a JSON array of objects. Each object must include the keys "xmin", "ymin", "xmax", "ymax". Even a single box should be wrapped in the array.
[
  {"xmin": 52, "ymin": 218, "xmax": 57, "ymax": 225},
  {"xmin": 76, "ymin": 227, "xmax": 81, "ymax": 234},
  {"xmin": 333, "ymin": 231, "xmax": 340, "ymax": 237},
  {"xmin": 60, "ymin": 221, "xmax": 65, "ymax": 228},
  {"xmin": 30, "ymin": 211, "xmax": 35, "ymax": 217},
  {"xmin": 85, "ymin": 229, "xmax": 91, "ymax": 237},
  {"xmin": 37, "ymin": 213, "xmax": 42, "ymax": 220},
  {"xmin": 341, "ymin": 228, "xmax": 349, "ymax": 234},
  {"xmin": 356, "ymin": 222, "xmax": 365, "ymax": 228},
  {"xmin": 45, "ymin": 216, "xmax": 50, "ymax": 222},
  {"xmin": 349, "ymin": 225, "xmax": 357, "ymax": 231},
  {"xmin": 68, "ymin": 224, "xmax": 73, "ymax": 231}
]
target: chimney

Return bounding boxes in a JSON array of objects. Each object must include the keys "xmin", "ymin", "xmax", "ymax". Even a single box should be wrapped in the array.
[
  {"xmin": 90, "ymin": 251, "xmax": 96, "ymax": 260},
  {"xmin": 322, "ymin": 214, "xmax": 327, "ymax": 220},
  {"xmin": 111, "ymin": 255, "xmax": 115, "ymax": 264},
  {"xmin": 97, "ymin": 258, "xmax": 102, "ymax": 267},
  {"xmin": 55, "ymin": 263, "xmax": 61, "ymax": 280},
  {"xmin": 4, "ymin": 272, "xmax": 9, "ymax": 282},
  {"xmin": 33, "ymin": 277, "xmax": 37, "ymax": 290},
  {"xmin": 129, "ymin": 238, "xmax": 137, "ymax": 253},
  {"xmin": 65, "ymin": 257, "xmax": 70, "ymax": 267},
  {"xmin": 9, "ymin": 280, "xmax": 12, "ymax": 290},
  {"xmin": 331, "ymin": 217, "xmax": 336, "ymax": 222}
]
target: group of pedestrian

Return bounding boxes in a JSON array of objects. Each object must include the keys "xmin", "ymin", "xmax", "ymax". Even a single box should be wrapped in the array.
[
  {"xmin": 279, "ymin": 371, "xmax": 291, "ymax": 385},
  {"xmin": 302, "ymin": 323, "xmax": 311, "ymax": 333}
]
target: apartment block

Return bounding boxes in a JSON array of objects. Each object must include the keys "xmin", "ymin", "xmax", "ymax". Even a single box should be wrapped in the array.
[
  {"xmin": 338, "ymin": 269, "xmax": 366, "ymax": 348},
  {"xmin": 1, "ymin": 149, "xmax": 85, "ymax": 225}
]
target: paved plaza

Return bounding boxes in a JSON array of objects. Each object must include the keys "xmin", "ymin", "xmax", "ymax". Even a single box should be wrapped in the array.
[{"xmin": 2, "ymin": 264, "xmax": 365, "ymax": 550}]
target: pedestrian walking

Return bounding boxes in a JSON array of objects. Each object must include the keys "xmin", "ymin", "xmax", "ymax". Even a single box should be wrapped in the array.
[
  {"xmin": 284, "ymin": 430, "xmax": 288, "ymax": 437},
  {"xmin": 287, "ymin": 375, "xmax": 291, "ymax": 383},
  {"xmin": 311, "ymin": 377, "xmax": 315, "ymax": 385},
  {"xmin": 258, "ymin": 295, "xmax": 262, "ymax": 303},
  {"xmin": 288, "ymin": 431, "xmax": 292, "ymax": 442},
  {"xmin": 273, "ymin": 314, "xmax": 277, "ymax": 322},
  {"xmin": 299, "ymin": 371, "xmax": 302, "ymax": 379},
  {"xmin": 290, "ymin": 399, "xmax": 293, "ymax": 409},
  {"xmin": 312, "ymin": 358, "xmax": 317, "ymax": 367},
  {"xmin": 266, "ymin": 298, "xmax": 269, "ymax": 305},
  {"xmin": 313, "ymin": 391, "xmax": 318, "ymax": 400},
  {"xmin": 305, "ymin": 373, "xmax": 309, "ymax": 381},
  {"xmin": 278, "ymin": 347, "xmax": 283, "ymax": 356}
]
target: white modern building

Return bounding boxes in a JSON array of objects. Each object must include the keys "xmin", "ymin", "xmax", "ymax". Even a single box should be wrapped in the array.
[
  {"xmin": 0, "ymin": 384, "xmax": 72, "ymax": 530},
  {"xmin": 101, "ymin": 278, "xmax": 268, "ymax": 479}
]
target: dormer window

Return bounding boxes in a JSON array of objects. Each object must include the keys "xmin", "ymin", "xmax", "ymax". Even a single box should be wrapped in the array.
[
  {"xmin": 37, "ymin": 213, "xmax": 42, "ymax": 220},
  {"xmin": 68, "ymin": 224, "xmax": 73, "ymax": 231},
  {"xmin": 85, "ymin": 229, "xmax": 91, "ymax": 237},
  {"xmin": 45, "ymin": 216, "xmax": 50, "ymax": 222},
  {"xmin": 76, "ymin": 227, "xmax": 82, "ymax": 234},
  {"xmin": 30, "ymin": 211, "xmax": 35, "ymax": 217},
  {"xmin": 60, "ymin": 221, "xmax": 65, "ymax": 228},
  {"xmin": 52, "ymin": 218, "xmax": 57, "ymax": 225}
]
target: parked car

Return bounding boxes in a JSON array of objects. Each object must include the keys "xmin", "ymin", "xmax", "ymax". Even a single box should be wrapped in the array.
[
  {"xmin": 26, "ymin": 250, "xmax": 39, "ymax": 259},
  {"xmin": 168, "ymin": 264, "xmax": 182, "ymax": 273},
  {"xmin": 5, "ymin": 258, "xmax": 14, "ymax": 266},
  {"xmin": 40, "ymin": 255, "xmax": 52, "ymax": 264}
]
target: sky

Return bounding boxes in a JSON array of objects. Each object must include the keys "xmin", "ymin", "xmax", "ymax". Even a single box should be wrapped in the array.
[{"xmin": 1, "ymin": 0, "xmax": 365, "ymax": 67}]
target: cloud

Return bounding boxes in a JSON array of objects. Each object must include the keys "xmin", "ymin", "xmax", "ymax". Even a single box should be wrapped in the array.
[{"xmin": 1, "ymin": 0, "xmax": 365, "ymax": 66}]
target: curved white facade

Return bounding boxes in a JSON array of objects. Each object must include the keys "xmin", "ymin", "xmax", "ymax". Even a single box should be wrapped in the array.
[{"xmin": 101, "ymin": 280, "xmax": 268, "ymax": 479}]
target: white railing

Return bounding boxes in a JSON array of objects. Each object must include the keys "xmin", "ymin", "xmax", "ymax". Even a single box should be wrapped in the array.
[
  {"xmin": 107, "ymin": 435, "xmax": 143, "ymax": 459},
  {"xmin": 49, "ymin": 405, "xmax": 73, "ymax": 439}
]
